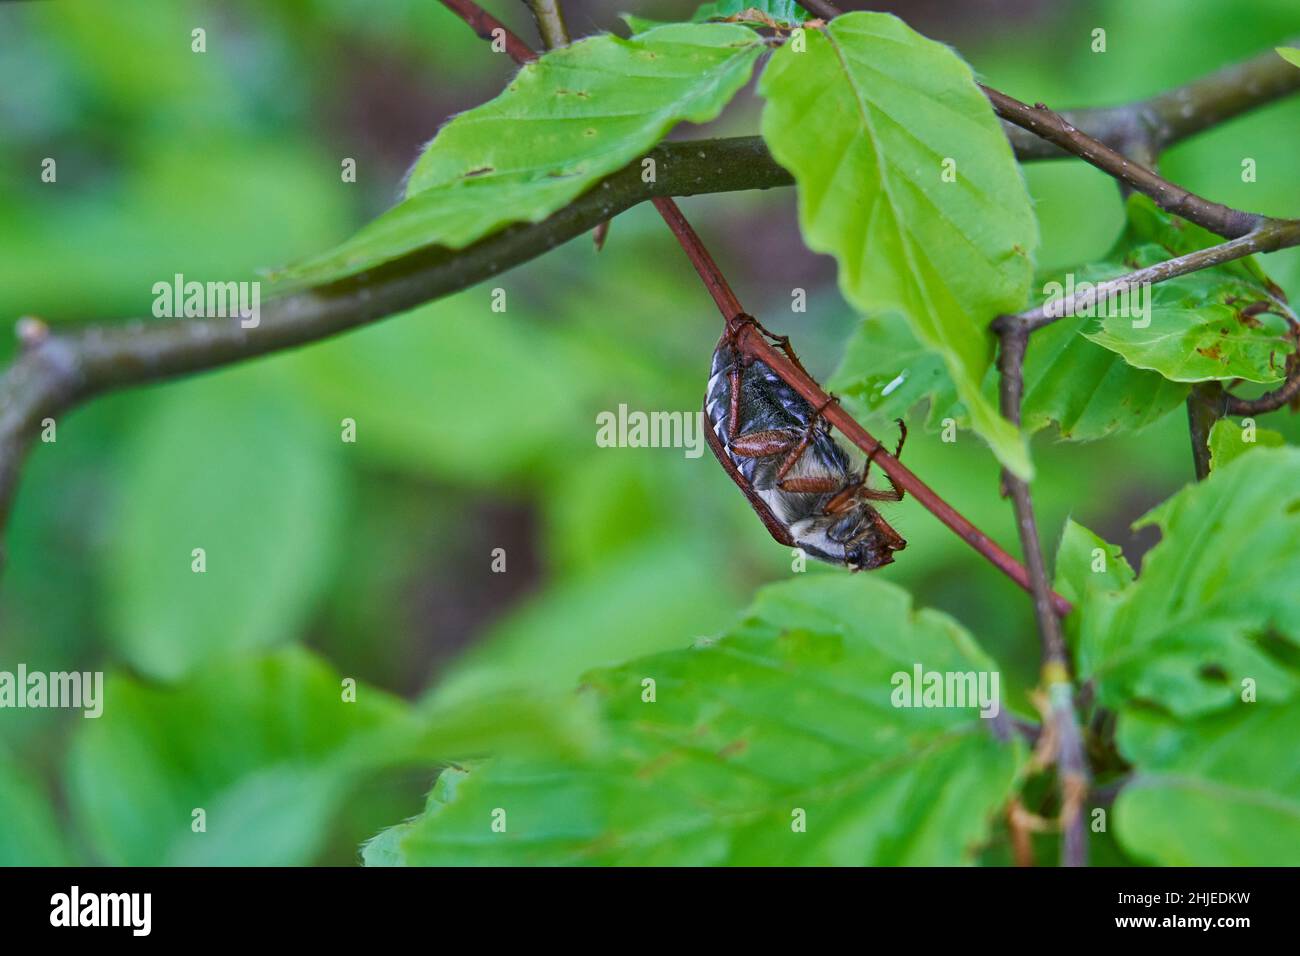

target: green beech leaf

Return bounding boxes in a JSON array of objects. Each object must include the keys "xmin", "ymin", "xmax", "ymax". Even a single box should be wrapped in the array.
[
  {"xmin": 378, "ymin": 576, "xmax": 1025, "ymax": 865},
  {"xmin": 103, "ymin": 368, "xmax": 345, "ymax": 680},
  {"xmin": 273, "ymin": 24, "xmax": 763, "ymax": 289},
  {"xmin": 363, "ymin": 767, "xmax": 471, "ymax": 866},
  {"xmin": 1277, "ymin": 47, "xmax": 1300, "ymax": 69},
  {"xmin": 1061, "ymin": 516, "xmax": 1300, "ymax": 866},
  {"xmin": 1019, "ymin": 310, "xmax": 1189, "ymax": 439},
  {"xmin": 1021, "ymin": 252, "xmax": 1197, "ymax": 438},
  {"xmin": 1081, "ymin": 275, "xmax": 1294, "ymax": 384},
  {"xmin": 1053, "ymin": 518, "xmax": 1135, "ymax": 610},
  {"xmin": 1207, "ymin": 416, "xmax": 1285, "ymax": 471},
  {"xmin": 405, "ymin": 22, "xmax": 762, "ymax": 201},
  {"xmin": 1052, "ymin": 520, "xmax": 1134, "ymax": 674},
  {"xmin": 759, "ymin": 12, "xmax": 1038, "ymax": 477},
  {"xmin": 1081, "ymin": 197, "xmax": 1294, "ymax": 384},
  {"xmin": 67, "ymin": 649, "xmax": 427, "ymax": 866},
  {"xmin": 1115, "ymin": 702, "xmax": 1300, "ymax": 865},
  {"xmin": 1073, "ymin": 448, "xmax": 1300, "ymax": 717}
]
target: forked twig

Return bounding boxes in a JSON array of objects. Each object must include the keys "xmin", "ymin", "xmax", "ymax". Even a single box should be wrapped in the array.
[{"xmin": 994, "ymin": 221, "xmax": 1300, "ymax": 335}]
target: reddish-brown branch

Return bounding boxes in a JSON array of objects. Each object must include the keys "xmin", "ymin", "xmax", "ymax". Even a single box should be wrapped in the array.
[{"xmin": 441, "ymin": 0, "xmax": 537, "ymax": 62}]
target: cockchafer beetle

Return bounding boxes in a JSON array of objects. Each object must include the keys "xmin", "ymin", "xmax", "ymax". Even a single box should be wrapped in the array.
[{"xmin": 703, "ymin": 314, "xmax": 908, "ymax": 570}]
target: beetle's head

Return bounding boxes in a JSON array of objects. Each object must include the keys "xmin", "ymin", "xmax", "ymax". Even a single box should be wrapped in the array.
[{"xmin": 844, "ymin": 509, "xmax": 906, "ymax": 570}]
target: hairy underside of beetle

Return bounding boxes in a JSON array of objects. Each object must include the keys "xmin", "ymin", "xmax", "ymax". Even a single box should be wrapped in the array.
[{"xmin": 703, "ymin": 328, "xmax": 907, "ymax": 570}]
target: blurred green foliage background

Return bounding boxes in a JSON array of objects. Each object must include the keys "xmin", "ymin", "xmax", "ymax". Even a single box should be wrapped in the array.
[{"xmin": 0, "ymin": 0, "xmax": 1297, "ymax": 864}]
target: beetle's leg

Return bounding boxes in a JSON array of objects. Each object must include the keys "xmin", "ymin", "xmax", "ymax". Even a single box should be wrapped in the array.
[
  {"xmin": 723, "ymin": 316, "xmax": 764, "ymax": 441},
  {"xmin": 823, "ymin": 420, "xmax": 907, "ymax": 511},
  {"xmin": 857, "ymin": 485, "xmax": 906, "ymax": 503},
  {"xmin": 729, "ymin": 428, "xmax": 802, "ymax": 459},
  {"xmin": 863, "ymin": 418, "xmax": 907, "ymax": 469},
  {"xmin": 703, "ymin": 410, "xmax": 797, "ymax": 547},
  {"xmin": 729, "ymin": 396, "xmax": 840, "ymax": 488},
  {"xmin": 727, "ymin": 361, "xmax": 744, "ymax": 440},
  {"xmin": 773, "ymin": 395, "xmax": 837, "ymax": 486},
  {"xmin": 774, "ymin": 425, "xmax": 816, "ymax": 484},
  {"xmin": 824, "ymin": 485, "xmax": 861, "ymax": 513},
  {"xmin": 728, "ymin": 429, "xmax": 840, "ymax": 494},
  {"xmin": 744, "ymin": 314, "xmax": 809, "ymax": 376},
  {"xmin": 777, "ymin": 475, "xmax": 843, "ymax": 494},
  {"xmin": 893, "ymin": 419, "xmax": 908, "ymax": 459},
  {"xmin": 723, "ymin": 312, "xmax": 759, "ymax": 351},
  {"xmin": 763, "ymin": 330, "xmax": 810, "ymax": 377},
  {"xmin": 861, "ymin": 418, "xmax": 908, "ymax": 502},
  {"xmin": 724, "ymin": 312, "xmax": 811, "ymax": 377}
]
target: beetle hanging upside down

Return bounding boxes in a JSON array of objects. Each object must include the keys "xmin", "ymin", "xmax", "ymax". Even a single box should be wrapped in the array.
[{"xmin": 703, "ymin": 315, "xmax": 908, "ymax": 570}]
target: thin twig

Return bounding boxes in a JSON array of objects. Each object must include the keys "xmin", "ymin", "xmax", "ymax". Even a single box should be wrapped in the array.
[
  {"xmin": 440, "ymin": 0, "xmax": 536, "ymax": 62},
  {"xmin": 1223, "ymin": 355, "xmax": 1300, "ymax": 415},
  {"xmin": 996, "ymin": 323, "xmax": 1090, "ymax": 866},
  {"xmin": 651, "ymin": 197, "xmax": 745, "ymax": 318},
  {"xmin": 996, "ymin": 328, "xmax": 1072, "ymax": 662},
  {"xmin": 1007, "ymin": 45, "xmax": 1300, "ymax": 161},
  {"xmin": 994, "ymin": 219, "xmax": 1300, "ymax": 335},
  {"xmin": 1138, "ymin": 41, "xmax": 1300, "ymax": 152},
  {"xmin": 981, "ymin": 86, "xmax": 1267, "ymax": 240},
  {"xmin": 521, "ymin": 0, "xmax": 569, "ymax": 48}
]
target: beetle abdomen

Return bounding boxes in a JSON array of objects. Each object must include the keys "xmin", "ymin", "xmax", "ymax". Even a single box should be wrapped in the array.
[
  {"xmin": 702, "ymin": 332, "xmax": 906, "ymax": 571},
  {"xmin": 705, "ymin": 340, "xmax": 852, "ymax": 494}
]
